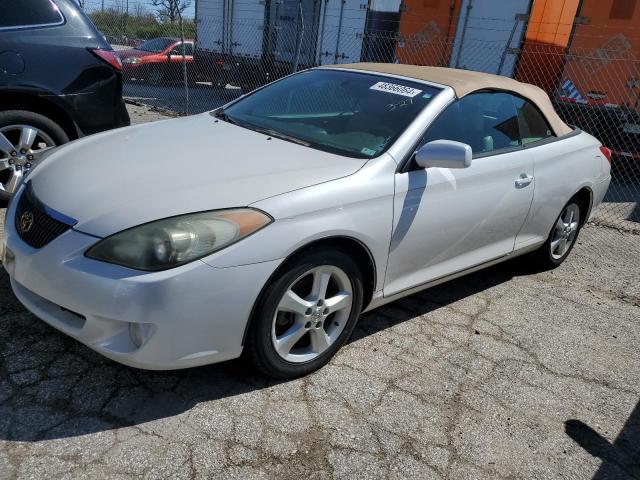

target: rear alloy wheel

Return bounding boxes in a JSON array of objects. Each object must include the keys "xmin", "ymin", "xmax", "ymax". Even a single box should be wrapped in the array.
[
  {"xmin": 247, "ymin": 249, "xmax": 364, "ymax": 378},
  {"xmin": 550, "ymin": 203, "xmax": 580, "ymax": 261},
  {"xmin": 0, "ymin": 111, "xmax": 68, "ymax": 202},
  {"xmin": 529, "ymin": 200, "xmax": 582, "ymax": 269}
]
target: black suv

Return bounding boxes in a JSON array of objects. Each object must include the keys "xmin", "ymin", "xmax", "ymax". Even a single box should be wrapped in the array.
[{"xmin": 0, "ymin": 0, "xmax": 130, "ymax": 201}]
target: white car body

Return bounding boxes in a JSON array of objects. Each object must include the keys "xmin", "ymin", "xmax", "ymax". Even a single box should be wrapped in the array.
[{"xmin": 1, "ymin": 66, "xmax": 611, "ymax": 370}]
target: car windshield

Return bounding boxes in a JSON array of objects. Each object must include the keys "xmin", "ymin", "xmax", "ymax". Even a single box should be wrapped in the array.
[
  {"xmin": 137, "ymin": 38, "xmax": 174, "ymax": 53},
  {"xmin": 219, "ymin": 69, "xmax": 442, "ymax": 158}
]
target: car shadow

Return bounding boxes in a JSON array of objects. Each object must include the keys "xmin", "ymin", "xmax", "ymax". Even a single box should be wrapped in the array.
[
  {"xmin": 0, "ymin": 257, "xmax": 529, "ymax": 442},
  {"xmin": 602, "ymin": 168, "xmax": 640, "ymax": 223},
  {"xmin": 565, "ymin": 399, "xmax": 640, "ymax": 479}
]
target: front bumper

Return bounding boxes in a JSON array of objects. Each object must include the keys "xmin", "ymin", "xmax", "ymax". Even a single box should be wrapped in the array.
[
  {"xmin": 2, "ymin": 193, "xmax": 281, "ymax": 370},
  {"xmin": 121, "ymin": 63, "xmax": 144, "ymax": 78}
]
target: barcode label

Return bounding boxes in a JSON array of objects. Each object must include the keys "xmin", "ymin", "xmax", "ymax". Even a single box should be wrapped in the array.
[{"xmin": 370, "ymin": 82, "xmax": 422, "ymax": 97}]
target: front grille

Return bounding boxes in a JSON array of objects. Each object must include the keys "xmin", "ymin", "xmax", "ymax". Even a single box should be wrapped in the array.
[{"xmin": 15, "ymin": 183, "xmax": 75, "ymax": 248}]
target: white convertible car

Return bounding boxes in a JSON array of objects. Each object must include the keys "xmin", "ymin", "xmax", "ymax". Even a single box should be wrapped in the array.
[{"xmin": 1, "ymin": 64, "xmax": 611, "ymax": 377}]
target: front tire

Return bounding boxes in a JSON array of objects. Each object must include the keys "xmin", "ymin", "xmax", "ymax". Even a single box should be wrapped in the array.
[
  {"xmin": 529, "ymin": 199, "xmax": 583, "ymax": 269},
  {"xmin": 246, "ymin": 248, "xmax": 364, "ymax": 378},
  {"xmin": 146, "ymin": 66, "xmax": 163, "ymax": 86}
]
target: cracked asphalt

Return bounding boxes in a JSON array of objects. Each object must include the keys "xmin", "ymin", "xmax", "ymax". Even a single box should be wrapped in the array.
[{"xmin": 1, "ymin": 105, "xmax": 639, "ymax": 479}]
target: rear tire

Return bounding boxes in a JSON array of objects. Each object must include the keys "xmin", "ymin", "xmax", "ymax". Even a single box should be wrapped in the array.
[
  {"xmin": 528, "ymin": 198, "xmax": 583, "ymax": 270},
  {"xmin": 246, "ymin": 248, "xmax": 364, "ymax": 378}
]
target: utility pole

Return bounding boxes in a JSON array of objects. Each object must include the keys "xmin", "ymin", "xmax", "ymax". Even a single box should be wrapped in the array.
[
  {"xmin": 177, "ymin": 8, "xmax": 189, "ymax": 114},
  {"xmin": 292, "ymin": 0, "xmax": 304, "ymax": 73},
  {"xmin": 124, "ymin": 0, "xmax": 129, "ymax": 36}
]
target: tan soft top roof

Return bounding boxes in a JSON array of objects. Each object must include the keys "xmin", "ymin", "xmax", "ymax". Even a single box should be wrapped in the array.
[{"xmin": 326, "ymin": 63, "xmax": 572, "ymax": 136}]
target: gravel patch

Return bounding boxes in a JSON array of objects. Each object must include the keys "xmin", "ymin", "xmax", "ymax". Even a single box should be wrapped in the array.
[{"xmin": 126, "ymin": 102, "xmax": 175, "ymax": 125}]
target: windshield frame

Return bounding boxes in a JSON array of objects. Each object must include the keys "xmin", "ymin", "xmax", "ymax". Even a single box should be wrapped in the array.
[{"xmin": 213, "ymin": 68, "xmax": 444, "ymax": 159}]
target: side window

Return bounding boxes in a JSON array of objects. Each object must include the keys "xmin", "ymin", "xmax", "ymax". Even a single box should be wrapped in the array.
[
  {"xmin": 0, "ymin": 0, "xmax": 63, "ymax": 29},
  {"xmin": 421, "ymin": 92, "xmax": 521, "ymax": 155},
  {"xmin": 173, "ymin": 43, "xmax": 194, "ymax": 56},
  {"xmin": 513, "ymin": 97, "xmax": 555, "ymax": 145}
]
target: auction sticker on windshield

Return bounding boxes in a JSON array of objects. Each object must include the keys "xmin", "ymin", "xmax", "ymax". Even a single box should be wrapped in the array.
[{"xmin": 370, "ymin": 82, "xmax": 422, "ymax": 97}]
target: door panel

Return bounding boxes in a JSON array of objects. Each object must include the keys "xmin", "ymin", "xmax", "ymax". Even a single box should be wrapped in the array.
[
  {"xmin": 384, "ymin": 149, "xmax": 535, "ymax": 297},
  {"xmin": 196, "ymin": 0, "xmax": 226, "ymax": 54},
  {"xmin": 272, "ymin": 0, "xmax": 320, "ymax": 66},
  {"xmin": 316, "ymin": 0, "xmax": 367, "ymax": 65},
  {"xmin": 449, "ymin": 0, "xmax": 531, "ymax": 76},
  {"xmin": 229, "ymin": 0, "xmax": 266, "ymax": 57},
  {"xmin": 168, "ymin": 43, "xmax": 193, "ymax": 80}
]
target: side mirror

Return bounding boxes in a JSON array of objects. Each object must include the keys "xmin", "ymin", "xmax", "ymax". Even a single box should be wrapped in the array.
[{"xmin": 414, "ymin": 140, "xmax": 472, "ymax": 169}]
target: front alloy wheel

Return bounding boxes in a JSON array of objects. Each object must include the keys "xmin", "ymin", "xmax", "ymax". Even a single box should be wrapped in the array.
[
  {"xmin": 272, "ymin": 265, "xmax": 353, "ymax": 363},
  {"xmin": 247, "ymin": 249, "xmax": 364, "ymax": 378}
]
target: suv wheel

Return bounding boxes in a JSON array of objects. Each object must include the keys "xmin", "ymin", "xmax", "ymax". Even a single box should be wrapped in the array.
[{"xmin": 0, "ymin": 110, "xmax": 69, "ymax": 202}]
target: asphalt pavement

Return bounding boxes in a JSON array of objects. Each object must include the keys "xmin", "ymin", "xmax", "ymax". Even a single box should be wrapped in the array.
[{"xmin": 0, "ymin": 105, "xmax": 638, "ymax": 479}]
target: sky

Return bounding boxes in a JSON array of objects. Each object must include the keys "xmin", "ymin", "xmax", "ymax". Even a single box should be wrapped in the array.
[{"xmin": 79, "ymin": 0, "xmax": 197, "ymax": 20}]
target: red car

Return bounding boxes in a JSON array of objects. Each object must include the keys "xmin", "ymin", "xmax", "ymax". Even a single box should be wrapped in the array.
[{"xmin": 118, "ymin": 37, "xmax": 194, "ymax": 85}]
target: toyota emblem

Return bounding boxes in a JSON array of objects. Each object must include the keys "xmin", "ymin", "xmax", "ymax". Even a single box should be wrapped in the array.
[{"xmin": 20, "ymin": 211, "xmax": 34, "ymax": 233}]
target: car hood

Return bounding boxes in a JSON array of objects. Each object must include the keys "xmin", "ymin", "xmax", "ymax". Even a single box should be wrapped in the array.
[{"xmin": 29, "ymin": 113, "xmax": 367, "ymax": 237}]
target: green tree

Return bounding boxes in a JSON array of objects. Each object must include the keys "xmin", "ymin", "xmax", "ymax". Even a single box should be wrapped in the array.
[
  {"xmin": 151, "ymin": 0, "xmax": 191, "ymax": 23},
  {"xmin": 89, "ymin": 8, "xmax": 196, "ymax": 42}
]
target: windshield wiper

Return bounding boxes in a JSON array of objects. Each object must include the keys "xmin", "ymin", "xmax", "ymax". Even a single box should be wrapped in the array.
[
  {"xmin": 210, "ymin": 112, "xmax": 309, "ymax": 147},
  {"xmin": 250, "ymin": 127, "xmax": 311, "ymax": 147}
]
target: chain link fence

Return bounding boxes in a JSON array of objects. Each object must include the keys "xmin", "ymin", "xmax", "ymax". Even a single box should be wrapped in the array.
[{"xmin": 82, "ymin": 0, "xmax": 639, "ymax": 239}]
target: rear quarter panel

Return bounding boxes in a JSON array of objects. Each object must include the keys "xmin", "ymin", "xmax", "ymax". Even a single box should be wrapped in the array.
[
  {"xmin": 515, "ymin": 130, "xmax": 609, "ymax": 249},
  {"xmin": 0, "ymin": 0, "xmax": 126, "ymax": 134}
]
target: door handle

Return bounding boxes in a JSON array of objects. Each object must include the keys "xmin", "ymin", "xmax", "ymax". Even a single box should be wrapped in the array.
[{"xmin": 515, "ymin": 174, "xmax": 533, "ymax": 188}]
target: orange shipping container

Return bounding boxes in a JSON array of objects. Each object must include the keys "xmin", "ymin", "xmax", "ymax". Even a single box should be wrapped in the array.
[
  {"xmin": 562, "ymin": 0, "xmax": 640, "ymax": 107},
  {"xmin": 515, "ymin": 0, "xmax": 580, "ymax": 92},
  {"xmin": 395, "ymin": 0, "xmax": 462, "ymax": 67},
  {"xmin": 394, "ymin": 0, "xmax": 639, "ymax": 108}
]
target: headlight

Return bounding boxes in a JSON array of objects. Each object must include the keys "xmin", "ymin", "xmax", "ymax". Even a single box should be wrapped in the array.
[
  {"xmin": 122, "ymin": 57, "xmax": 141, "ymax": 64},
  {"xmin": 86, "ymin": 209, "xmax": 272, "ymax": 271}
]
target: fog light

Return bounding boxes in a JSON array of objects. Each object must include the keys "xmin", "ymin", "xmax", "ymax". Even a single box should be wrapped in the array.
[{"xmin": 129, "ymin": 322, "xmax": 153, "ymax": 348}]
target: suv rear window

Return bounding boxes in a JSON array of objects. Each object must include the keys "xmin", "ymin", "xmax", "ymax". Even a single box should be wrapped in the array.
[{"xmin": 0, "ymin": 0, "xmax": 63, "ymax": 30}]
